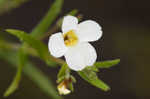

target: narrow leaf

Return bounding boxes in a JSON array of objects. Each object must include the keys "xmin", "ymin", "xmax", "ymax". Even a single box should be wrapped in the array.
[
  {"xmin": 0, "ymin": 50, "xmax": 62, "ymax": 99},
  {"xmin": 3, "ymin": 48, "xmax": 27, "ymax": 97},
  {"xmin": 78, "ymin": 69, "xmax": 110, "ymax": 91},
  {"xmin": 31, "ymin": 0, "xmax": 63, "ymax": 38},
  {"xmin": 95, "ymin": 59, "xmax": 120, "ymax": 68},
  {"xmin": 5, "ymin": 29, "xmax": 57, "ymax": 66}
]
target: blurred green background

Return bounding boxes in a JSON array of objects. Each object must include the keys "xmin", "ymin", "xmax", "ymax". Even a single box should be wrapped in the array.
[{"xmin": 0, "ymin": 0, "xmax": 150, "ymax": 99}]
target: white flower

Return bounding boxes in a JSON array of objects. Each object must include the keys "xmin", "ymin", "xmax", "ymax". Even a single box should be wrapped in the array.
[{"xmin": 48, "ymin": 15, "xmax": 102, "ymax": 71}]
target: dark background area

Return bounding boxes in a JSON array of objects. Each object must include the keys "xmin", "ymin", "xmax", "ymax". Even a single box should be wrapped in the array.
[{"xmin": 0, "ymin": 0, "xmax": 150, "ymax": 99}]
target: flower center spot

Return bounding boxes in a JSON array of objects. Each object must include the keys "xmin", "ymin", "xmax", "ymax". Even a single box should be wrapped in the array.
[{"xmin": 63, "ymin": 30, "xmax": 78, "ymax": 46}]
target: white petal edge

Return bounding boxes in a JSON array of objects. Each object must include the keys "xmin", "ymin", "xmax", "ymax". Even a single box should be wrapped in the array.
[
  {"xmin": 48, "ymin": 32, "xmax": 68, "ymax": 58},
  {"xmin": 64, "ymin": 42, "xmax": 97, "ymax": 71},
  {"xmin": 62, "ymin": 15, "xmax": 78, "ymax": 33},
  {"xmin": 76, "ymin": 20, "xmax": 102, "ymax": 42}
]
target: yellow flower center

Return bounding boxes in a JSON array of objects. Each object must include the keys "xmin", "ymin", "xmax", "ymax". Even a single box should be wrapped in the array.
[{"xmin": 63, "ymin": 30, "xmax": 78, "ymax": 46}]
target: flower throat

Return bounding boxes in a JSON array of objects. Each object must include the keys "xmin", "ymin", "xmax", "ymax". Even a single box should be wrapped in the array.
[{"xmin": 63, "ymin": 30, "xmax": 78, "ymax": 46}]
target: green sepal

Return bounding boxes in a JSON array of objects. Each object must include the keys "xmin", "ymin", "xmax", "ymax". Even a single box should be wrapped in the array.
[
  {"xmin": 56, "ymin": 76, "xmax": 65, "ymax": 84},
  {"xmin": 57, "ymin": 63, "xmax": 69, "ymax": 78},
  {"xmin": 68, "ymin": 83, "xmax": 74, "ymax": 92},
  {"xmin": 70, "ymin": 75, "xmax": 76, "ymax": 83}
]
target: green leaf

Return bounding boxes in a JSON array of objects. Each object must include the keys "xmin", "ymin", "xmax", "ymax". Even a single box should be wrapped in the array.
[
  {"xmin": 4, "ymin": 47, "xmax": 27, "ymax": 97},
  {"xmin": 18, "ymin": 47, "xmax": 28, "ymax": 66},
  {"xmin": 86, "ymin": 66, "xmax": 99, "ymax": 72},
  {"xmin": 5, "ymin": 29, "xmax": 56, "ymax": 66},
  {"xmin": 0, "ymin": 50, "xmax": 62, "ymax": 99},
  {"xmin": 31, "ymin": 0, "xmax": 63, "ymax": 38},
  {"xmin": 78, "ymin": 68, "xmax": 110, "ymax": 91},
  {"xmin": 95, "ymin": 59, "xmax": 120, "ymax": 68}
]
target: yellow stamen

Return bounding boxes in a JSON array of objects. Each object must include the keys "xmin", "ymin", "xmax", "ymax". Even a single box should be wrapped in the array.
[{"xmin": 63, "ymin": 30, "xmax": 78, "ymax": 46}]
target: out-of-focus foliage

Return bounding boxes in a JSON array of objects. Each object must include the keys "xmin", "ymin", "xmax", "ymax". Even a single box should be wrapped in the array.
[
  {"xmin": 31, "ymin": 0, "xmax": 63, "ymax": 38},
  {"xmin": 4, "ymin": 48, "xmax": 27, "ymax": 97},
  {"xmin": 0, "ymin": 0, "xmax": 28, "ymax": 15},
  {"xmin": 0, "ymin": 49, "xmax": 62, "ymax": 99}
]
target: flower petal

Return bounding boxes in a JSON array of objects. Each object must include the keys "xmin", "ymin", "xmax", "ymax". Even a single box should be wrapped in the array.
[
  {"xmin": 64, "ymin": 42, "xmax": 97, "ymax": 71},
  {"xmin": 76, "ymin": 20, "xmax": 102, "ymax": 42},
  {"xmin": 62, "ymin": 15, "xmax": 78, "ymax": 33},
  {"xmin": 48, "ymin": 33, "xmax": 67, "ymax": 58},
  {"xmin": 58, "ymin": 85, "xmax": 71, "ymax": 95}
]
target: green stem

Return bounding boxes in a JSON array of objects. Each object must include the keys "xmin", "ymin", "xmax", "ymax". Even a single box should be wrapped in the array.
[{"xmin": 0, "ymin": 41, "xmax": 65, "ymax": 65}]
